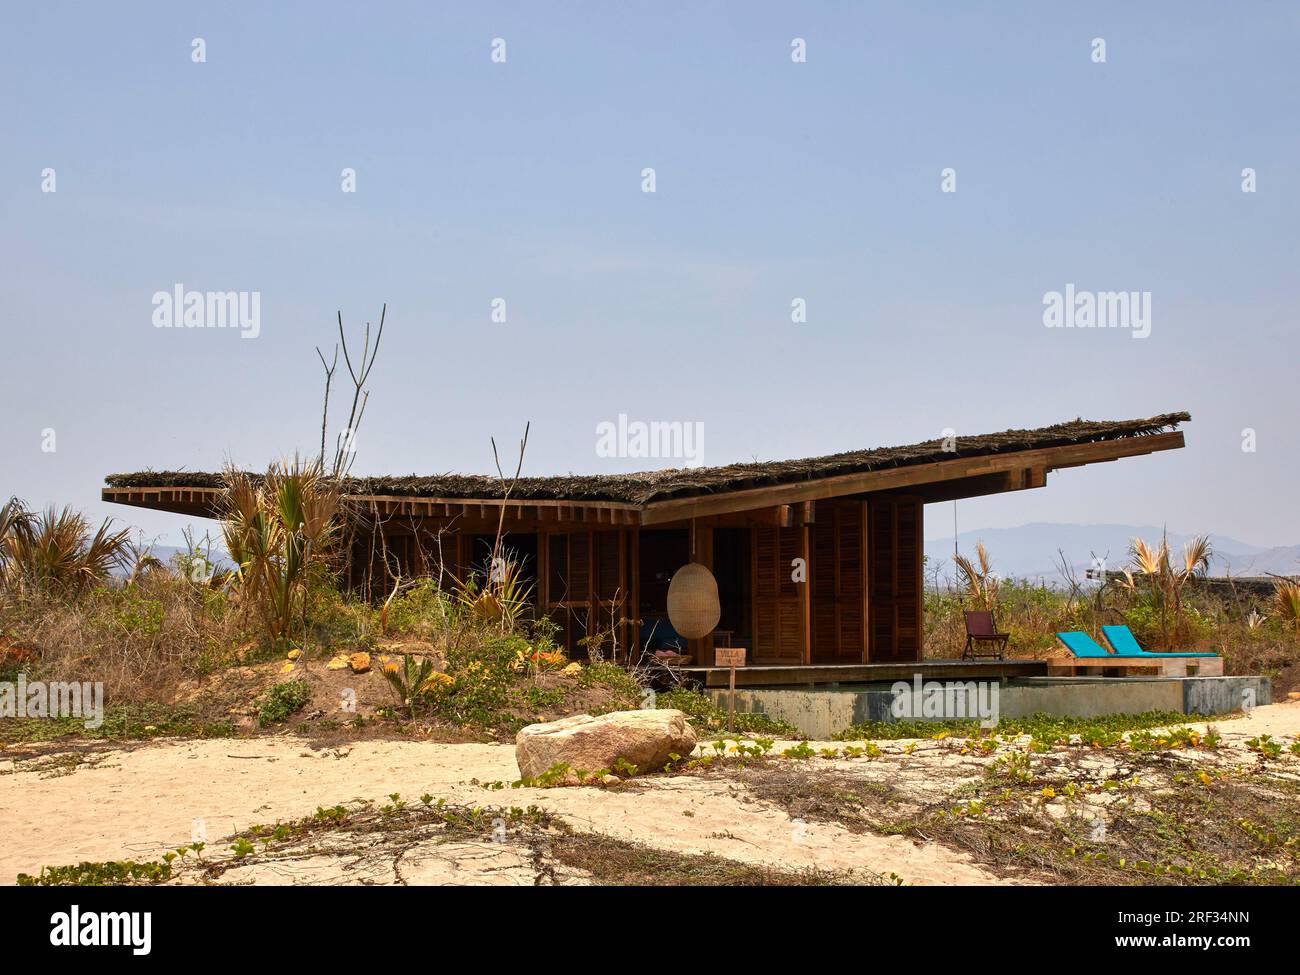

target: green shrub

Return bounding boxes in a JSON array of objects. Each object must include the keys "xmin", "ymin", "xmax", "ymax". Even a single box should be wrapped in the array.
[
  {"xmin": 384, "ymin": 578, "xmax": 455, "ymax": 637},
  {"xmin": 18, "ymin": 859, "xmax": 173, "ymax": 886},
  {"xmin": 655, "ymin": 688, "xmax": 799, "ymax": 737},
  {"xmin": 256, "ymin": 680, "xmax": 311, "ymax": 727},
  {"xmin": 579, "ymin": 661, "xmax": 644, "ymax": 712}
]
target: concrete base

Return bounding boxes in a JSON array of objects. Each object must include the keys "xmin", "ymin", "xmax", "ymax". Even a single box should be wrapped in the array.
[{"xmin": 707, "ymin": 675, "xmax": 1271, "ymax": 739}]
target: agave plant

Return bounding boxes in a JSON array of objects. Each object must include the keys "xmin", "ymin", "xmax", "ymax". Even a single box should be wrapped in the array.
[
  {"xmin": 0, "ymin": 498, "xmax": 130, "ymax": 593},
  {"xmin": 452, "ymin": 552, "xmax": 535, "ymax": 634},
  {"xmin": 220, "ymin": 458, "xmax": 342, "ymax": 647},
  {"xmin": 953, "ymin": 542, "xmax": 1001, "ymax": 612}
]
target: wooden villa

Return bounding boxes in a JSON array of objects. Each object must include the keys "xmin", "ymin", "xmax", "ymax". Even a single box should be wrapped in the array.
[{"xmin": 102, "ymin": 412, "xmax": 1189, "ymax": 681}]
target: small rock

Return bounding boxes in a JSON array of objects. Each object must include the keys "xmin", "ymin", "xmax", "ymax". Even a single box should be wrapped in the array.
[
  {"xmin": 327, "ymin": 654, "xmax": 349, "ymax": 671},
  {"xmin": 348, "ymin": 652, "xmax": 371, "ymax": 674},
  {"xmin": 287, "ymin": 649, "xmax": 302, "ymax": 661},
  {"xmin": 278, "ymin": 662, "xmax": 296, "ymax": 675},
  {"xmin": 599, "ymin": 774, "xmax": 621, "ymax": 786}
]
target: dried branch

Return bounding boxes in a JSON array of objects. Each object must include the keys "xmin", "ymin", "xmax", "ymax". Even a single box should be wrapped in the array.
[
  {"xmin": 331, "ymin": 303, "xmax": 386, "ymax": 478},
  {"xmin": 315, "ymin": 343, "xmax": 339, "ymax": 470},
  {"xmin": 488, "ymin": 422, "xmax": 531, "ymax": 586}
]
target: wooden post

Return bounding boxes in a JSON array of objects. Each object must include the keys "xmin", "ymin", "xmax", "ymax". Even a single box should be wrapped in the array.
[
  {"xmin": 629, "ymin": 527, "xmax": 640, "ymax": 666},
  {"xmin": 729, "ymin": 665, "xmax": 735, "ymax": 731},
  {"xmin": 798, "ymin": 508, "xmax": 812, "ymax": 665},
  {"xmin": 715, "ymin": 647, "xmax": 746, "ymax": 733},
  {"xmin": 687, "ymin": 523, "xmax": 715, "ymax": 665},
  {"xmin": 859, "ymin": 499, "xmax": 870, "ymax": 663}
]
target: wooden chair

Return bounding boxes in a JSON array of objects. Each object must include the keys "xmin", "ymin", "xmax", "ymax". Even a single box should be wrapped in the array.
[{"xmin": 963, "ymin": 610, "xmax": 1010, "ymax": 660}]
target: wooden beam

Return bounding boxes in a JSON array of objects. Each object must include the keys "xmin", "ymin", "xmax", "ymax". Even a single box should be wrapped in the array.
[{"xmin": 639, "ymin": 431, "xmax": 1184, "ymax": 525}]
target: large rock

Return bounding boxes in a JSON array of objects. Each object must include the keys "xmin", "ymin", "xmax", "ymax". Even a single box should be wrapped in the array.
[{"xmin": 515, "ymin": 710, "xmax": 697, "ymax": 781}]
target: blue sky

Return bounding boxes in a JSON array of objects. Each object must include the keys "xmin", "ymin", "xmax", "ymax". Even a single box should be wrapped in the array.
[{"xmin": 2, "ymin": 2, "xmax": 1297, "ymax": 548}]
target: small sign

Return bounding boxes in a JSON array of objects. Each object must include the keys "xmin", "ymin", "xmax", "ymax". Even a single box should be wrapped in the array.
[{"xmin": 716, "ymin": 647, "xmax": 747, "ymax": 668}]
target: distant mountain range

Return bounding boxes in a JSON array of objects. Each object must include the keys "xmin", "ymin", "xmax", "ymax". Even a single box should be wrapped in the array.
[
  {"xmin": 925, "ymin": 523, "xmax": 1300, "ymax": 585},
  {"xmin": 111, "ymin": 545, "xmax": 233, "ymax": 578}
]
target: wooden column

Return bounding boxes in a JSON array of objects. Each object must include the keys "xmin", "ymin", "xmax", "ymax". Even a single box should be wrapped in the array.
[
  {"xmin": 798, "ymin": 503, "xmax": 812, "ymax": 665},
  {"xmin": 859, "ymin": 499, "xmax": 870, "ymax": 663},
  {"xmin": 455, "ymin": 532, "xmax": 472, "ymax": 584},
  {"xmin": 536, "ymin": 529, "xmax": 550, "ymax": 616},
  {"xmin": 915, "ymin": 500, "xmax": 925, "ymax": 659},
  {"xmin": 628, "ymin": 527, "xmax": 640, "ymax": 665},
  {"xmin": 686, "ymin": 522, "xmax": 716, "ymax": 666}
]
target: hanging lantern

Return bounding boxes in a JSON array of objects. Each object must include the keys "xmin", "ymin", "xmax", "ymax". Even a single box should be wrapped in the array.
[{"xmin": 667, "ymin": 562, "xmax": 721, "ymax": 640}]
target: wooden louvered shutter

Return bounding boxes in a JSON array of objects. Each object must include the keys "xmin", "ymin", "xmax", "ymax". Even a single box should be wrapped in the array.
[
  {"xmin": 811, "ymin": 500, "xmax": 867, "ymax": 663},
  {"xmin": 594, "ymin": 531, "xmax": 620, "ymax": 601},
  {"xmin": 867, "ymin": 496, "xmax": 923, "ymax": 661},
  {"xmin": 894, "ymin": 499, "xmax": 921, "ymax": 657},
  {"xmin": 751, "ymin": 524, "xmax": 802, "ymax": 664}
]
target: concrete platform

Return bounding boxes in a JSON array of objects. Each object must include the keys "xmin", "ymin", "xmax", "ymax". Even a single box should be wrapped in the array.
[
  {"xmin": 679, "ymin": 658, "xmax": 1048, "ymax": 688},
  {"xmin": 706, "ymin": 675, "xmax": 1272, "ymax": 739}
]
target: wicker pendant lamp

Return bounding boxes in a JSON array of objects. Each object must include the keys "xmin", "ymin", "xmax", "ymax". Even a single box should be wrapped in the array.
[{"xmin": 667, "ymin": 562, "xmax": 721, "ymax": 640}]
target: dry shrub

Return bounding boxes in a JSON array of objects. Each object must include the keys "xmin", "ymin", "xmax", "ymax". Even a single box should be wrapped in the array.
[
  {"xmin": 0, "ymin": 571, "xmax": 251, "ymax": 704},
  {"xmin": 1, "ymin": 498, "xmax": 131, "ymax": 595}
]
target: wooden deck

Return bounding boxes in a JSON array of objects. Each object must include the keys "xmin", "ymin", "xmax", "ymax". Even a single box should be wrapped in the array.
[{"xmin": 675, "ymin": 658, "xmax": 1049, "ymax": 689}]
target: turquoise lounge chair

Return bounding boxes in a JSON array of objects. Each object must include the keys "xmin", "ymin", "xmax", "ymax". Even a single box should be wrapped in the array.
[
  {"xmin": 1054, "ymin": 631, "xmax": 1166, "ymax": 674},
  {"xmin": 1055, "ymin": 631, "xmax": 1112, "ymax": 659},
  {"xmin": 1100, "ymin": 625, "xmax": 1222, "ymax": 675}
]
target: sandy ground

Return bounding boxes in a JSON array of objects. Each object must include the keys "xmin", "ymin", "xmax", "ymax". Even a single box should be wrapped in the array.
[{"xmin": 2, "ymin": 701, "xmax": 1297, "ymax": 886}]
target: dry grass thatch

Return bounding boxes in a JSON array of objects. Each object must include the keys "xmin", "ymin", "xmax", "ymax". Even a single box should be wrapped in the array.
[{"xmin": 105, "ymin": 412, "xmax": 1189, "ymax": 506}]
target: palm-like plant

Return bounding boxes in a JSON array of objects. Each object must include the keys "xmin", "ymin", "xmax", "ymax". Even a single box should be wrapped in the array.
[
  {"xmin": 378, "ymin": 654, "xmax": 451, "ymax": 719},
  {"xmin": 1273, "ymin": 578, "xmax": 1300, "ymax": 632},
  {"xmin": 0, "ymin": 499, "xmax": 130, "ymax": 593},
  {"xmin": 1122, "ymin": 532, "xmax": 1212, "ymax": 647},
  {"xmin": 953, "ymin": 542, "xmax": 1001, "ymax": 612},
  {"xmin": 123, "ymin": 538, "xmax": 167, "ymax": 586},
  {"xmin": 0, "ymin": 498, "xmax": 34, "ymax": 584},
  {"xmin": 221, "ymin": 459, "xmax": 342, "ymax": 647}
]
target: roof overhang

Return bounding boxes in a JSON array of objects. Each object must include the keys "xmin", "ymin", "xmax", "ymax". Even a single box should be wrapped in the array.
[{"xmin": 101, "ymin": 429, "xmax": 1185, "ymax": 528}]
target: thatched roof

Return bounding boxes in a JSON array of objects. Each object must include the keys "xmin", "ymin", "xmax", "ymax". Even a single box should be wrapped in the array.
[{"xmin": 104, "ymin": 412, "xmax": 1189, "ymax": 506}]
